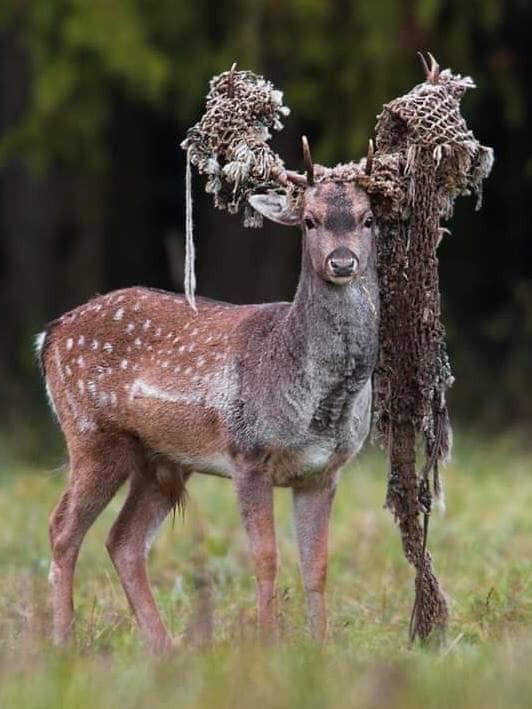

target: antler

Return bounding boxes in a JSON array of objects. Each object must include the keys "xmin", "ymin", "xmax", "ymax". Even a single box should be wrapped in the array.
[
  {"xmin": 270, "ymin": 135, "xmax": 315, "ymax": 188},
  {"xmin": 302, "ymin": 135, "xmax": 314, "ymax": 186},
  {"xmin": 418, "ymin": 51, "xmax": 440, "ymax": 84},
  {"xmin": 365, "ymin": 139, "xmax": 374, "ymax": 176},
  {"xmin": 226, "ymin": 61, "xmax": 237, "ymax": 98},
  {"xmin": 270, "ymin": 165, "xmax": 307, "ymax": 188}
]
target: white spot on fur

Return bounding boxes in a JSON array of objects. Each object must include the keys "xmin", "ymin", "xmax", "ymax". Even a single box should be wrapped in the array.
[
  {"xmin": 77, "ymin": 380, "xmax": 85, "ymax": 394},
  {"xmin": 66, "ymin": 338, "xmax": 73, "ymax": 351},
  {"xmin": 133, "ymin": 302, "xmax": 141, "ymax": 312},
  {"xmin": 197, "ymin": 356, "xmax": 205, "ymax": 368},
  {"xmin": 91, "ymin": 339, "xmax": 99, "ymax": 350},
  {"xmin": 78, "ymin": 335, "xmax": 85, "ymax": 347},
  {"xmin": 110, "ymin": 391, "xmax": 117, "ymax": 406},
  {"xmin": 103, "ymin": 342, "xmax": 113, "ymax": 353},
  {"xmin": 77, "ymin": 355, "xmax": 85, "ymax": 368},
  {"xmin": 129, "ymin": 379, "xmax": 205, "ymax": 406},
  {"xmin": 65, "ymin": 365, "xmax": 72, "ymax": 377},
  {"xmin": 78, "ymin": 416, "xmax": 96, "ymax": 433},
  {"xmin": 121, "ymin": 359, "xmax": 128, "ymax": 370},
  {"xmin": 87, "ymin": 381, "xmax": 97, "ymax": 398},
  {"xmin": 127, "ymin": 323, "xmax": 135, "ymax": 333},
  {"xmin": 114, "ymin": 308, "xmax": 124, "ymax": 321},
  {"xmin": 143, "ymin": 319, "xmax": 151, "ymax": 330},
  {"xmin": 134, "ymin": 337, "xmax": 142, "ymax": 347},
  {"xmin": 161, "ymin": 361, "xmax": 168, "ymax": 368}
]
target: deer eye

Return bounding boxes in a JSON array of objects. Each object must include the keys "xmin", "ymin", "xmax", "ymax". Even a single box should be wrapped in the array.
[
  {"xmin": 364, "ymin": 215, "xmax": 374, "ymax": 228},
  {"xmin": 304, "ymin": 217, "xmax": 316, "ymax": 230}
]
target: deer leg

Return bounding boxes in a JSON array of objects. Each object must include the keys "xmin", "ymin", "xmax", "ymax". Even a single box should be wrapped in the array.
[
  {"xmin": 48, "ymin": 433, "xmax": 138, "ymax": 645},
  {"xmin": 234, "ymin": 472, "xmax": 277, "ymax": 640},
  {"xmin": 292, "ymin": 480, "xmax": 336, "ymax": 641},
  {"xmin": 106, "ymin": 468, "xmax": 178, "ymax": 654}
]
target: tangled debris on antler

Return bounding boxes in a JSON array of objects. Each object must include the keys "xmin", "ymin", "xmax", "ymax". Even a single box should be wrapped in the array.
[
  {"xmin": 181, "ymin": 65, "xmax": 296, "ymax": 230},
  {"xmin": 365, "ymin": 56, "xmax": 493, "ymax": 643},
  {"xmin": 181, "ymin": 57, "xmax": 493, "ymax": 643}
]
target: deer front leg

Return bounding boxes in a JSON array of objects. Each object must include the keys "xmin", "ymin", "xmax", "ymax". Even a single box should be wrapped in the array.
[
  {"xmin": 234, "ymin": 471, "xmax": 277, "ymax": 640},
  {"xmin": 292, "ymin": 480, "xmax": 336, "ymax": 641}
]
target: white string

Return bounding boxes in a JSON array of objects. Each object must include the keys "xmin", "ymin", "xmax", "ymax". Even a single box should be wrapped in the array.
[{"xmin": 185, "ymin": 147, "xmax": 197, "ymax": 311}]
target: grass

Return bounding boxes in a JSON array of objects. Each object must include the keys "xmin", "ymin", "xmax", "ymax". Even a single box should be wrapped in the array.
[{"xmin": 0, "ymin": 431, "xmax": 531, "ymax": 708}]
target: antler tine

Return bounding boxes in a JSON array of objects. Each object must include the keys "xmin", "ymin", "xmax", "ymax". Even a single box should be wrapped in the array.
[
  {"xmin": 417, "ymin": 51, "xmax": 430, "ymax": 78},
  {"xmin": 227, "ymin": 61, "xmax": 237, "ymax": 98},
  {"xmin": 427, "ymin": 52, "xmax": 440, "ymax": 84},
  {"xmin": 366, "ymin": 138, "xmax": 374, "ymax": 176},
  {"xmin": 418, "ymin": 51, "xmax": 440, "ymax": 85},
  {"xmin": 285, "ymin": 170, "xmax": 308, "ymax": 187},
  {"xmin": 302, "ymin": 135, "xmax": 314, "ymax": 186},
  {"xmin": 270, "ymin": 165, "xmax": 307, "ymax": 188}
]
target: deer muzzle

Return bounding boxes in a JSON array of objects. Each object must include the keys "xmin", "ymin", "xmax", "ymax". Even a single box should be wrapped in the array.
[{"xmin": 326, "ymin": 247, "xmax": 359, "ymax": 283}]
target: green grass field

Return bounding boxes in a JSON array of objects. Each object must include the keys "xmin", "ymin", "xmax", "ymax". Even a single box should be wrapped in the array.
[{"xmin": 1, "ymin": 432, "xmax": 531, "ymax": 708}]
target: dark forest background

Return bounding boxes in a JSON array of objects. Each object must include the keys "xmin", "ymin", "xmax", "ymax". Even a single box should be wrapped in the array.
[{"xmin": 0, "ymin": 0, "xmax": 530, "ymax": 456}]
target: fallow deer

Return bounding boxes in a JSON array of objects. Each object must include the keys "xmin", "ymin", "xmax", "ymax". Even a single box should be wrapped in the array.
[{"xmin": 37, "ymin": 139, "xmax": 379, "ymax": 652}]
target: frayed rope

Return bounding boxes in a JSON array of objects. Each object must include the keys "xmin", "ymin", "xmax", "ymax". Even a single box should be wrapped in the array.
[{"xmin": 185, "ymin": 147, "xmax": 197, "ymax": 311}]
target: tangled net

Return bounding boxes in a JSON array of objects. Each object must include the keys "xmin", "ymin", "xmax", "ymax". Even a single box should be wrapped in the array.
[
  {"xmin": 182, "ymin": 57, "xmax": 494, "ymax": 643},
  {"xmin": 366, "ymin": 64, "xmax": 493, "ymax": 641}
]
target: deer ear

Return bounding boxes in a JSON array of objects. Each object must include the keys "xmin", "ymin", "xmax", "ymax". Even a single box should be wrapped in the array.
[{"xmin": 248, "ymin": 192, "xmax": 300, "ymax": 226}]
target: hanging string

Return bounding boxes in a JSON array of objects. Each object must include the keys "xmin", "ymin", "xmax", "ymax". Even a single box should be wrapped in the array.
[{"xmin": 185, "ymin": 147, "xmax": 197, "ymax": 311}]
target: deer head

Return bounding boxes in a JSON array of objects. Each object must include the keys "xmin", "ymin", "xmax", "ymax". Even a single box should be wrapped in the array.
[{"xmin": 248, "ymin": 137, "xmax": 375, "ymax": 285}]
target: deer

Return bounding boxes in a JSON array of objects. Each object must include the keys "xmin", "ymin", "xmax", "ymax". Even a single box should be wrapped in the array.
[{"xmin": 36, "ymin": 137, "xmax": 379, "ymax": 653}]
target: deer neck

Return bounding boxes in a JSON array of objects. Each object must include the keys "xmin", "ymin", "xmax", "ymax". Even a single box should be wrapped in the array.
[{"xmin": 275, "ymin": 243, "xmax": 380, "ymax": 396}]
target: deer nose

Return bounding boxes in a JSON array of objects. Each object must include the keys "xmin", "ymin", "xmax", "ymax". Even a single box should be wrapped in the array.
[{"xmin": 327, "ymin": 247, "xmax": 358, "ymax": 278}]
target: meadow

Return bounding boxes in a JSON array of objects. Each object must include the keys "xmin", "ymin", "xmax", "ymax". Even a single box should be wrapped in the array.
[{"xmin": 0, "ymin": 431, "xmax": 531, "ymax": 708}]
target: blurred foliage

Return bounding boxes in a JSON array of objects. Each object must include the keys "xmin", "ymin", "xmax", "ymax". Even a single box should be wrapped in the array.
[
  {"xmin": 0, "ymin": 0, "xmax": 531, "ymax": 436},
  {"xmin": 1, "ymin": 0, "xmax": 521, "ymax": 170}
]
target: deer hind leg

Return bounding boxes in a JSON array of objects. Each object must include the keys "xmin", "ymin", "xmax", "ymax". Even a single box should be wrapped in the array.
[
  {"xmin": 49, "ymin": 432, "xmax": 139, "ymax": 645},
  {"xmin": 292, "ymin": 480, "xmax": 337, "ymax": 641},
  {"xmin": 234, "ymin": 470, "xmax": 277, "ymax": 640},
  {"xmin": 106, "ymin": 459, "xmax": 186, "ymax": 654}
]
